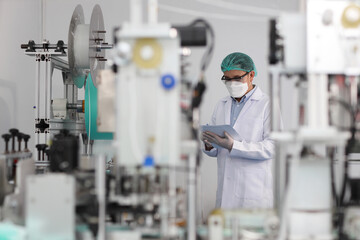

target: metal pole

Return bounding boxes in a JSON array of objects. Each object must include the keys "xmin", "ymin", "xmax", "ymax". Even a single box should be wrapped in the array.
[
  {"xmin": 130, "ymin": 0, "xmax": 142, "ymax": 25},
  {"xmin": 148, "ymin": 0, "xmax": 158, "ymax": 24},
  {"xmin": 273, "ymin": 142, "xmax": 282, "ymax": 212},
  {"xmin": 269, "ymin": 66, "xmax": 281, "ymax": 132},
  {"xmin": 35, "ymin": 59, "xmax": 41, "ymax": 159},
  {"xmin": 187, "ymin": 152, "xmax": 197, "ymax": 240},
  {"xmin": 96, "ymin": 155, "xmax": 106, "ymax": 240},
  {"xmin": 40, "ymin": 0, "xmax": 46, "ymax": 42},
  {"xmin": 45, "ymin": 57, "xmax": 49, "ymax": 143}
]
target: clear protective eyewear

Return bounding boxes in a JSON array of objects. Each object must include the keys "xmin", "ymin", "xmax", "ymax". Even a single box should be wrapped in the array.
[{"xmin": 221, "ymin": 71, "xmax": 250, "ymax": 83}]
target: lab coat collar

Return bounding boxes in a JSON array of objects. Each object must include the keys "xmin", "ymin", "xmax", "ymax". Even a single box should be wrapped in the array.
[
  {"xmin": 221, "ymin": 86, "xmax": 264, "ymax": 127},
  {"xmin": 249, "ymin": 85, "xmax": 263, "ymax": 101}
]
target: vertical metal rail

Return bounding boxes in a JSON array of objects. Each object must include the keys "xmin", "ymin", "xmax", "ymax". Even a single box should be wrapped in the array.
[
  {"xmin": 49, "ymin": 62, "xmax": 53, "ymax": 119},
  {"xmin": 269, "ymin": 66, "xmax": 282, "ymax": 132},
  {"xmin": 40, "ymin": 0, "xmax": 46, "ymax": 42},
  {"xmin": 274, "ymin": 142, "xmax": 283, "ymax": 213},
  {"xmin": 35, "ymin": 58, "xmax": 41, "ymax": 157},
  {"xmin": 96, "ymin": 155, "xmax": 106, "ymax": 240},
  {"xmin": 187, "ymin": 152, "xmax": 197, "ymax": 240},
  {"xmin": 45, "ymin": 57, "xmax": 50, "ymax": 143}
]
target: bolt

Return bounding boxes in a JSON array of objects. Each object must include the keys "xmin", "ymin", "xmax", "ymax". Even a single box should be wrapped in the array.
[
  {"xmin": 35, "ymin": 144, "xmax": 47, "ymax": 161},
  {"xmin": 44, "ymin": 148, "xmax": 49, "ymax": 158},
  {"xmin": 38, "ymin": 144, "xmax": 48, "ymax": 161},
  {"xmin": 35, "ymin": 144, "xmax": 42, "ymax": 161},
  {"xmin": 23, "ymin": 134, "xmax": 30, "ymax": 152},
  {"xmin": 9, "ymin": 129, "xmax": 19, "ymax": 153},
  {"xmin": 17, "ymin": 133, "xmax": 23, "ymax": 152},
  {"xmin": 1, "ymin": 134, "xmax": 11, "ymax": 153}
]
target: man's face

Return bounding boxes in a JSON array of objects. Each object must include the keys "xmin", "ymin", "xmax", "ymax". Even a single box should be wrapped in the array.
[{"xmin": 223, "ymin": 69, "xmax": 255, "ymax": 91}]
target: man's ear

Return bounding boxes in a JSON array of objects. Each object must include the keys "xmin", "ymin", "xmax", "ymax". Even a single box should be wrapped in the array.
[{"xmin": 249, "ymin": 71, "xmax": 255, "ymax": 80}]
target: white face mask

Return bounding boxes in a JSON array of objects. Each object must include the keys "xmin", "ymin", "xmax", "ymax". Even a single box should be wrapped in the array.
[{"xmin": 223, "ymin": 81, "xmax": 248, "ymax": 98}]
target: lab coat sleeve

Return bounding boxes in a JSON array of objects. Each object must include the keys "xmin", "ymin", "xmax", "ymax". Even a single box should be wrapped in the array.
[
  {"xmin": 202, "ymin": 103, "xmax": 218, "ymax": 158},
  {"xmin": 229, "ymin": 101, "xmax": 274, "ymax": 160}
]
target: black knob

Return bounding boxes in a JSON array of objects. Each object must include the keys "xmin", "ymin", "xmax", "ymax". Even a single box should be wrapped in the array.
[
  {"xmin": 2, "ymin": 134, "xmax": 11, "ymax": 142},
  {"xmin": 23, "ymin": 134, "xmax": 30, "ymax": 152},
  {"xmin": 2, "ymin": 134, "xmax": 11, "ymax": 153},
  {"xmin": 23, "ymin": 134, "xmax": 30, "ymax": 142},
  {"xmin": 38, "ymin": 144, "xmax": 47, "ymax": 151},
  {"xmin": 36, "ymin": 144, "xmax": 48, "ymax": 161},
  {"xmin": 9, "ymin": 128, "xmax": 19, "ymax": 136},
  {"xmin": 36, "ymin": 144, "xmax": 42, "ymax": 160}
]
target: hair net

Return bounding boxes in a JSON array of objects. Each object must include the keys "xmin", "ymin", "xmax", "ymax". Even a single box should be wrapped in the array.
[{"xmin": 221, "ymin": 52, "xmax": 257, "ymax": 76}]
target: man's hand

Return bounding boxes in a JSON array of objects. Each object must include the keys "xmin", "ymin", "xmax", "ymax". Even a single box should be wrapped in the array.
[
  {"xmin": 201, "ymin": 132, "xmax": 214, "ymax": 150},
  {"xmin": 202, "ymin": 131, "xmax": 234, "ymax": 151}
]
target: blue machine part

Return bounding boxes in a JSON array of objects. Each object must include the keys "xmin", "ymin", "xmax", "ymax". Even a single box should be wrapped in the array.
[
  {"xmin": 143, "ymin": 155, "xmax": 155, "ymax": 167},
  {"xmin": 161, "ymin": 74, "xmax": 176, "ymax": 90}
]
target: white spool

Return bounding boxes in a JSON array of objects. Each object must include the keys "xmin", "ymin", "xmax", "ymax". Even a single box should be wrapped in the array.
[{"xmin": 74, "ymin": 24, "xmax": 90, "ymax": 69}]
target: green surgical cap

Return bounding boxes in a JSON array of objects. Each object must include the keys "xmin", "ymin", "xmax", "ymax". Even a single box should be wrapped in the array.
[{"xmin": 221, "ymin": 52, "xmax": 257, "ymax": 76}]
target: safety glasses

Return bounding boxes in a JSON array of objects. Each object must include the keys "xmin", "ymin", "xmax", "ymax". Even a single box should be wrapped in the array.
[{"xmin": 221, "ymin": 71, "xmax": 250, "ymax": 83}]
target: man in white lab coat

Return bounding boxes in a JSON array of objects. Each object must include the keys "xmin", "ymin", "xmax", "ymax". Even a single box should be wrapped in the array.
[{"xmin": 202, "ymin": 52, "xmax": 274, "ymax": 209}]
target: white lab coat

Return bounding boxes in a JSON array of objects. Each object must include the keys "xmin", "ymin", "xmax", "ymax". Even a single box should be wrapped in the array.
[{"xmin": 203, "ymin": 87, "xmax": 274, "ymax": 209}]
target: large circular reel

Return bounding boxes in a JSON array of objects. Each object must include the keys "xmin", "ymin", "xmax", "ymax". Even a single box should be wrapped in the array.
[
  {"xmin": 68, "ymin": 5, "xmax": 88, "ymax": 88},
  {"xmin": 68, "ymin": 4, "xmax": 108, "ymax": 88},
  {"xmin": 89, "ymin": 4, "xmax": 106, "ymax": 87}
]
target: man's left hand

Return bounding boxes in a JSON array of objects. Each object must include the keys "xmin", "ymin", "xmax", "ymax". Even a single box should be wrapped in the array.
[{"xmin": 202, "ymin": 131, "xmax": 234, "ymax": 151}]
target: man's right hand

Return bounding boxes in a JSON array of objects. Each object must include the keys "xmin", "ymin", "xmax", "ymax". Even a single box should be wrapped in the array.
[{"xmin": 201, "ymin": 132, "xmax": 214, "ymax": 151}]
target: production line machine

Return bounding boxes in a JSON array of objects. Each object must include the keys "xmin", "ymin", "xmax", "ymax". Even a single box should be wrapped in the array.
[
  {"xmin": 266, "ymin": 0, "xmax": 360, "ymax": 239},
  {"xmin": 20, "ymin": 4, "xmax": 113, "ymax": 165},
  {"xmin": 4, "ymin": 0, "xmax": 360, "ymax": 239},
  {"xmin": 0, "ymin": 1, "xmax": 215, "ymax": 239}
]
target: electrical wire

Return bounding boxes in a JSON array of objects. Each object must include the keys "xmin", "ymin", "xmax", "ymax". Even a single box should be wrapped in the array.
[
  {"xmin": 329, "ymin": 147, "xmax": 339, "ymax": 207},
  {"xmin": 189, "ymin": 19, "xmax": 215, "ymax": 74},
  {"xmin": 328, "ymin": 97, "xmax": 360, "ymax": 208}
]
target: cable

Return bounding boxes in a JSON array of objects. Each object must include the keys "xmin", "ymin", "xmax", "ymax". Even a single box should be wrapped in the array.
[
  {"xmin": 182, "ymin": 19, "xmax": 215, "ymax": 141},
  {"xmin": 328, "ymin": 97, "xmax": 357, "ymax": 206},
  {"xmin": 329, "ymin": 97, "xmax": 356, "ymax": 123},
  {"xmin": 189, "ymin": 19, "xmax": 215, "ymax": 74},
  {"xmin": 329, "ymin": 147, "xmax": 339, "ymax": 207}
]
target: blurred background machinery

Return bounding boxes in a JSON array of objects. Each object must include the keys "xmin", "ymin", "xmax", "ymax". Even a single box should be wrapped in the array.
[{"xmin": 1, "ymin": 0, "xmax": 360, "ymax": 240}]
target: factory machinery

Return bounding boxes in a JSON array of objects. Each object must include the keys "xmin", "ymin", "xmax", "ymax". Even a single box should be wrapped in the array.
[
  {"xmin": 1, "ymin": 1, "xmax": 214, "ymax": 239},
  {"xmin": 267, "ymin": 0, "xmax": 360, "ymax": 239},
  {"xmin": 1, "ymin": 0, "xmax": 360, "ymax": 239}
]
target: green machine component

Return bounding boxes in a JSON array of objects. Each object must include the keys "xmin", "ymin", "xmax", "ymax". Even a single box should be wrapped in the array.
[
  {"xmin": 74, "ymin": 75, "xmax": 86, "ymax": 88},
  {"xmin": 84, "ymin": 74, "xmax": 113, "ymax": 140}
]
